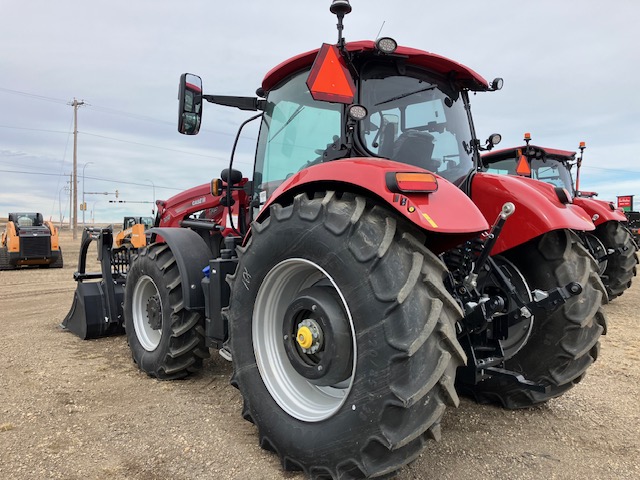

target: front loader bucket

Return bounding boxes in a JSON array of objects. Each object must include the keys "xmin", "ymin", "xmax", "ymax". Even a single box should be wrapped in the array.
[
  {"xmin": 62, "ymin": 282, "xmax": 125, "ymax": 339},
  {"xmin": 61, "ymin": 227, "xmax": 131, "ymax": 340}
]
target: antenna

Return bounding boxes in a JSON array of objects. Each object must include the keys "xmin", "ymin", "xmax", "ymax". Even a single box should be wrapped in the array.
[
  {"xmin": 375, "ymin": 21, "xmax": 386, "ymax": 40},
  {"xmin": 575, "ymin": 141, "xmax": 586, "ymax": 193},
  {"xmin": 330, "ymin": 0, "xmax": 352, "ymax": 46}
]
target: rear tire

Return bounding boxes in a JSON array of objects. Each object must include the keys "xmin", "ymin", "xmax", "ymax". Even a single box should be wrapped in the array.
[
  {"xmin": 460, "ymin": 229, "xmax": 606, "ymax": 409},
  {"xmin": 594, "ymin": 221, "xmax": 638, "ymax": 300},
  {"xmin": 51, "ymin": 248, "xmax": 64, "ymax": 269},
  {"xmin": 226, "ymin": 191, "xmax": 466, "ymax": 478},
  {"xmin": 582, "ymin": 232, "xmax": 607, "ymax": 276},
  {"xmin": 124, "ymin": 243, "xmax": 209, "ymax": 379},
  {"xmin": 0, "ymin": 246, "xmax": 12, "ymax": 270}
]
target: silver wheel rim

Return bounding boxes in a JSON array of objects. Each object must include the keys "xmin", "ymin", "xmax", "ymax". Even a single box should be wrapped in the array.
[
  {"xmin": 585, "ymin": 233, "xmax": 608, "ymax": 276},
  {"xmin": 253, "ymin": 258, "xmax": 356, "ymax": 422},
  {"xmin": 132, "ymin": 274, "xmax": 162, "ymax": 351},
  {"xmin": 491, "ymin": 256, "xmax": 534, "ymax": 359}
]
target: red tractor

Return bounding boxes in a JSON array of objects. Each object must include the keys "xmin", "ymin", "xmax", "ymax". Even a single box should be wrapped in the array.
[
  {"xmin": 481, "ymin": 134, "xmax": 638, "ymax": 299},
  {"xmin": 63, "ymin": 181, "xmax": 245, "ymax": 339},
  {"xmin": 64, "ymin": 2, "xmax": 606, "ymax": 477}
]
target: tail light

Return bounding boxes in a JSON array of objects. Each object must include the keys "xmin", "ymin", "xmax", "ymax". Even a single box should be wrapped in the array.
[{"xmin": 386, "ymin": 172, "xmax": 438, "ymax": 194}]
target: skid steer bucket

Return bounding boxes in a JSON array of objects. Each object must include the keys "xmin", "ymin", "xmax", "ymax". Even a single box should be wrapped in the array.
[{"xmin": 62, "ymin": 227, "xmax": 132, "ymax": 339}]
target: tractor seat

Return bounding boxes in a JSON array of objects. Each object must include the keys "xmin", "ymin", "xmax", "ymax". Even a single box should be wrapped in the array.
[{"xmin": 392, "ymin": 130, "xmax": 440, "ymax": 172}]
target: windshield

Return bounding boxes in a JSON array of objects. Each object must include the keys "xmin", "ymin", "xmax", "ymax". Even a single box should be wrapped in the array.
[
  {"xmin": 485, "ymin": 156, "xmax": 574, "ymax": 192},
  {"xmin": 531, "ymin": 158, "xmax": 574, "ymax": 191},
  {"xmin": 254, "ymin": 70, "xmax": 342, "ymax": 205},
  {"xmin": 359, "ymin": 64, "xmax": 474, "ymax": 185}
]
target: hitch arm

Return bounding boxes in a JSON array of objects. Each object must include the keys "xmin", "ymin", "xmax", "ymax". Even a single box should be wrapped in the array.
[
  {"xmin": 484, "ymin": 367, "xmax": 551, "ymax": 393},
  {"xmin": 515, "ymin": 282, "xmax": 582, "ymax": 321},
  {"xmin": 464, "ymin": 202, "xmax": 515, "ymax": 290},
  {"xmin": 493, "ymin": 282, "xmax": 583, "ymax": 340}
]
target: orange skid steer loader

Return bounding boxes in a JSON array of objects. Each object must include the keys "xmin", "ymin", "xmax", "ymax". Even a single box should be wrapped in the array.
[{"xmin": 0, "ymin": 212, "xmax": 63, "ymax": 270}]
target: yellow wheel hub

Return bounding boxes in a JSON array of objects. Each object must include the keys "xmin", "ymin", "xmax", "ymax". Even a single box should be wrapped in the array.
[{"xmin": 296, "ymin": 326, "xmax": 314, "ymax": 350}]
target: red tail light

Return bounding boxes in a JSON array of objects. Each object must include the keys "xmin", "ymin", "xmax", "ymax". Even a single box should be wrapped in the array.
[{"xmin": 386, "ymin": 172, "xmax": 438, "ymax": 193}]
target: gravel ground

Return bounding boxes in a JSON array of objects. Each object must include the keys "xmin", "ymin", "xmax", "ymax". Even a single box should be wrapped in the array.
[{"xmin": 0, "ymin": 227, "xmax": 638, "ymax": 479}]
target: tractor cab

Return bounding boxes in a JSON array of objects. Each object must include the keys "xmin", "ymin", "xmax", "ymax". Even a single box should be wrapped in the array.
[
  {"xmin": 481, "ymin": 138, "xmax": 577, "ymax": 194},
  {"xmin": 123, "ymin": 216, "xmax": 154, "ymax": 230},
  {"xmin": 252, "ymin": 41, "xmax": 497, "ymax": 202},
  {"xmin": 178, "ymin": 34, "xmax": 504, "ymax": 227}
]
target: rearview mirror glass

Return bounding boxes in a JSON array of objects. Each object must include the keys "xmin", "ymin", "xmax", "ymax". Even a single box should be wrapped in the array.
[{"xmin": 178, "ymin": 73, "xmax": 203, "ymax": 135}]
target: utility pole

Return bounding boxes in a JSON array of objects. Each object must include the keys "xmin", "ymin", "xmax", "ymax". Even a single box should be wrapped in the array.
[
  {"xmin": 70, "ymin": 98, "xmax": 85, "ymax": 239},
  {"xmin": 69, "ymin": 174, "xmax": 73, "ymax": 231}
]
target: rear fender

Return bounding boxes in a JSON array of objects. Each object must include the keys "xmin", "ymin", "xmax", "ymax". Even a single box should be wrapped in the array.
[
  {"xmin": 6, "ymin": 222, "xmax": 19, "ymax": 252},
  {"xmin": 44, "ymin": 220, "xmax": 60, "ymax": 251},
  {"xmin": 573, "ymin": 197, "xmax": 627, "ymax": 225},
  {"xmin": 148, "ymin": 227, "xmax": 212, "ymax": 311},
  {"xmin": 255, "ymin": 158, "xmax": 489, "ymax": 253},
  {"xmin": 471, "ymin": 173, "xmax": 595, "ymax": 254}
]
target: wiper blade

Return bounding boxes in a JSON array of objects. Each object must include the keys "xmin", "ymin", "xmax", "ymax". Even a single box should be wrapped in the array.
[
  {"xmin": 269, "ymin": 105, "xmax": 305, "ymax": 142},
  {"xmin": 375, "ymin": 85, "xmax": 437, "ymax": 106}
]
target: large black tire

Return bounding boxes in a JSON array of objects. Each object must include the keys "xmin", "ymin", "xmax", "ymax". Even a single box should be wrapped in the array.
[
  {"xmin": 124, "ymin": 243, "xmax": 209, "ymax": 379},
  {"xmin": 594, "ymin": 221, "xmax": 638, "ymax": 300},
  {"xmin": 460, "ymin": 229, "xmax": 606, "ymax": 409},
  {"xmin": 51, "ymin": 248, "xmax": 64, "ymax": 269},
  {"xmin": 0, "ymin": 246, "xmax": 12, "ymax": 270},
  {"xmin": 226, "ymin": 191, "xmax": 466, "ymax": 479}
]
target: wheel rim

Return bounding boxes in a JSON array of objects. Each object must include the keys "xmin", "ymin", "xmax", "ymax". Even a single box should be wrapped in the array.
[
  {"xmin": 480, "ymin": 256, "xmax": 533, "ymax": 359},
  {"xmin": 253, "ymin": 258, "xmax": 356, "ymax": 422},
  {"xmin": 131, "ymin": 274, "xmax": 163, "ymax": 351},
  {"xmin": 584, "ymin": 233, "xmax": 608, "ymax": 276}
]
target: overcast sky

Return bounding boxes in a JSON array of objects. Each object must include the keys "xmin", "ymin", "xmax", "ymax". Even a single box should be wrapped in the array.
[{"xmin": 1, "ymin": 0, "xmax": 639, "ymax": 224}]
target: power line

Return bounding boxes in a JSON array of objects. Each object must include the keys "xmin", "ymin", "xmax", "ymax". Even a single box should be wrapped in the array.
[
  {"xmin": 0, "ymin": 168, "xmax": 184, "ymax": 191},
  {"xmin": 85, "ymin": 103, "xmax": 258, "ymax": 140},
  {"xmin": 0, "ymin": 86, "xmax": 68, "ymax": 105},
  {"xmin": 581, "ymin": 165, "xmax": 640, "ymax": 176},
  {"xmin": 86, "ymin": 104, "xmax": 175, "ymax": 127},
  {"xmin": 0, "ymin": 125, "xmax": 70, "ymax": 134},
  {"xmin": 78, "ymin": 131, "xmax": 228, "ymax": 160},
  {"xmin": 78, "ymin": 131, "xmax": 253, "ymax": 165},
  {"xmin": 0, "ymin": 168, "xmax": 62, "ymax": 177},
  {"xmin": 0, "ymin": 128, "xmax": 251, "ymax": 165},
  {"xmin": 0, "ymin": 85, "xmax": 258, "ymax": 140}
]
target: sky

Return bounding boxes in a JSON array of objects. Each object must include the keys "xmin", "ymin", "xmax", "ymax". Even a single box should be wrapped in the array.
[{"xmin": 1, "ymin": 0, "xmax": 639, "ymax": 224}]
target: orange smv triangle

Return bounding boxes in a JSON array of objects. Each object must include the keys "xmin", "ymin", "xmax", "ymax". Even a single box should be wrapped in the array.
[
  {"xmin": 515, "ymin": 151, "xmax": 531, "ymax": 176},
  {"xmin": 306, "ymin": 43, "xmax": 355, "ymax": 104}
]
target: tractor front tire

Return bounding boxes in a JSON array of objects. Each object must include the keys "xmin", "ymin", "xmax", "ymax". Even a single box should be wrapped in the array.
[
  {"xmin": 594, "ymin": 221, "xmax": 638, "ymax": 300},
  {"xmin": 226, "ymin": 191, "xmax": 466, "ymax": 479},
  {"xmin": 124, "ymin": 243, "xmax": 209, "ymax": 379},
  {"xmin": 461, "ymin": 229, "xmax": 606, "ymax": 409}
]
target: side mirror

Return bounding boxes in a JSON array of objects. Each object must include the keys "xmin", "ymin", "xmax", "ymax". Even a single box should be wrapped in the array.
[
  {"xmin": 221, "ymin": 168, "xmax": 243, "ymax": 185},
  {"xmin": 178, "ymin": 73, "xmax": 203, "ymax": 135}
]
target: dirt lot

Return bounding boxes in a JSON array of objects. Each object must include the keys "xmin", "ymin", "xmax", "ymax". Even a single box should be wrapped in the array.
[{"xmin": 1, "ymin": 228, "xmax": 639, "ymax": 479}]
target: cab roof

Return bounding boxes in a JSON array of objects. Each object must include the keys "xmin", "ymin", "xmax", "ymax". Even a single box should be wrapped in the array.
[
  {"xmin": 483, "ymin": 145, "xmax": 576, "ymax": 163},
  {"xmin": 261, "ymin": 40, "xmax": 489, "ymax": 93}
]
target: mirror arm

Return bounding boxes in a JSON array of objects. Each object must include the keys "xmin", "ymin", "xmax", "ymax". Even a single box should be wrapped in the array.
[{"xmin": 203, "ymin": 95, "xmax": 265, "ymax": 111}]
